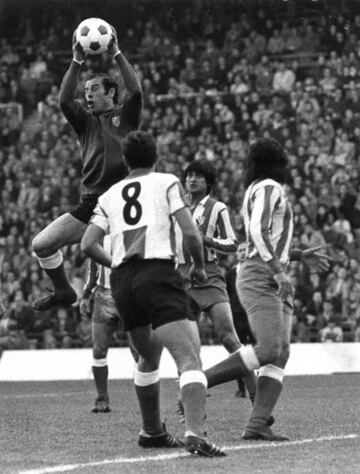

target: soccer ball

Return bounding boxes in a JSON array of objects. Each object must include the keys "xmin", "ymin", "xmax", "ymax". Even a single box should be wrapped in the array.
[{"xmin": 75, "ymin": 18, "xmax": 112, "ymax": 55}]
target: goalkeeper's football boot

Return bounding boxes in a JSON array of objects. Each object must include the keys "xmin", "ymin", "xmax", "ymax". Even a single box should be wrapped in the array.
[
  {"xmin": 138, "ymin": 423, "xmax": 183, "ymax": 448},
  {"xmin": 242, "ymin": 424, "xmax": 289, "ymax": 441},
  {"xmin": 32, "ymin": 290, "xmax": 77, "ymax": 311},
  {"xmin": 185, "ymin": 435, "xmax": 226, "ymax": 457},
  {"xmin": 92, "ymin": 395, "xmax": 111, "ymax": 413}
]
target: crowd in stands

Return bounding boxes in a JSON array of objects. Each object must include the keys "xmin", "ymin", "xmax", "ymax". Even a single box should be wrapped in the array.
[{"xmin": 1, "ymin": 0, "xmax": 360, "ymax": 353}]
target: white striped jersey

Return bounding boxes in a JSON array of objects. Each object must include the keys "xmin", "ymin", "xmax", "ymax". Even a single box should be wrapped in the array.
[
  {"xmin": 91, "ymin": 172, "xmax": 186, "ymax": 268},
  {"xmin": 83, "ymin": 235, "xmax": 112, "ymax": 293},
  {"xmin": 176, "ymin": 195, "xmax": 237, "ymax": 265},
  {"xmin": 242, "ymin": 178, "xmax": 293, "ymax": 264}
]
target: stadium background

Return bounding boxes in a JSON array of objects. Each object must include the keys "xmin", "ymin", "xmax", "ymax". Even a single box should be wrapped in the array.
[{"xmin": 1, "ymin": 0, "xmax": 360, "ymax": 354}]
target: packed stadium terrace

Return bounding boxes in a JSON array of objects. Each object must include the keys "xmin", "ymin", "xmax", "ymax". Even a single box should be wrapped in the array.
[{"xmin": 1, "ymin": 0, "xmax": 360, "ymax": 352}]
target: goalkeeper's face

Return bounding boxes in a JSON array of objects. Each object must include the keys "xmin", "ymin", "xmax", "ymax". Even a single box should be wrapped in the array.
[{"xmin": 85, "ymin": 78, "xmax": 114, "ymax": 115}]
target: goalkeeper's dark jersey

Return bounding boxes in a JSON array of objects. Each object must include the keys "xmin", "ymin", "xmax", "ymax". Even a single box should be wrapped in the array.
[{"xmin": 61, "ymin": 94, "xmax": 142, "ymax": 194}]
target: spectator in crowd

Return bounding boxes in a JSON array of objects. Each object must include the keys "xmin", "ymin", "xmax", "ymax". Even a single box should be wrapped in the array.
[
  {"xmin": 320, "ymin": 319, "xmax": 344, "ymax": 342},
  {"xmin": 273, "ymin": 61, "xmax": 296, "ymax": 94}
]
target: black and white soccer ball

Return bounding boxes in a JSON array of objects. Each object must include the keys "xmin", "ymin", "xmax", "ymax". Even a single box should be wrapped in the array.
[{"xmin": 75, "ymin": 18, "xmax": 112, "ymax": 55}]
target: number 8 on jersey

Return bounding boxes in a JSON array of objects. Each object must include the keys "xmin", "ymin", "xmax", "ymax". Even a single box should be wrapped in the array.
[{"xmin": 91, "ymin": 173, "xmax": 187, "ymax": 266}]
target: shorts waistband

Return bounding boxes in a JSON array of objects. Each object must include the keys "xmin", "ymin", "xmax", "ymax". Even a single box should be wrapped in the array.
[
  {"xmin": 245, "ymin": 255, "xmax": 288, "ymax": 272},
  {"xmin": 113, "ymin": 259, "xmax": 175, "ymax": 271}
]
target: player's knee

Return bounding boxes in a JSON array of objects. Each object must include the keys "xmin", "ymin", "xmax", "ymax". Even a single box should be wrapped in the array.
[
  {"xmin": 277, "ymin": 343, "xmax": 290, "ymax": 367},
  {"xmin": 32, "ymin": 233, "xmax": 53, "ymax": 256},
  {"xmin": 32, "ymin": 234, "xmax": 43, "ymax": 255},
  {"xmin": 93, "ymin": 345, "xmax": 107, "ymax": 360},
  {"xmin": 261, "ymin": 340, "xmax": 282, "ymax": 363},
  {"xmin": 176, "ymin": 350, "xmax": 202, "ymax": 375},
  {"xmin": 218, "ymin": 328, "xmax": 239, "ymax": 351},
  {"xmin": 137, "ymin": 355, "xmax": 159, "ymax": 373}
]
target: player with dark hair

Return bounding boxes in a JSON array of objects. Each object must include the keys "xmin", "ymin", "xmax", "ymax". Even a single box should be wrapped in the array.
[
  {"xmin": 32, "ymin": 27, "xmax": 143, "ymax": 311},
  {"xmin": 176, "ymin": 158, "xmax": 258, "ymax": 403},
  {"xmin": 81, "ymin": 131, "xmax": 225, "ymax": 457},
  {"xmin": 201, "ymin": 138, "xmax": 330, "ymax": 441}
]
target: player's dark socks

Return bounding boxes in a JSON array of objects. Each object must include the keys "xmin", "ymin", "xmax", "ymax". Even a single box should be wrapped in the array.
[
  {"xmin": 235, "ymin": 388, "xmax": 246, "ymax": 398},
  {"xmin": 248, "ymin": 375, "xmax": 282, "ymax": 428},
  {"xmin": 243, "ymin": 371, "xmax": 257, "ymax": 403},
  {"xmin": 242, "ymin": 424, "xmax": 289, "ymax": 441},
  {"xmin": 138, "ymin": 423, "xmax": 184, "ymax": 448},
  {"xmin": 43, "ymin": 263, "xmax": 75, "ymax": 295},
  {"xmin": 185, "ymin": 435, "xmax": 227, "ymax": 457},
  {"xmin": 236, "ymin": 377, "xmax": 246, "ymax": 393},
  {"xmin": 135, "ymin": 381, "xmax": 163, "ymax": 435},
  {"xmin": 205, "ymin": 351, "xmax": 250, "ymax": 389},
  {"xmin": 92, "ymin": 365, "xmax": 108, "ymax": 401},
  {"xmin": 32, "ymin": 290, "xmax": 77, "ymax": 311}
]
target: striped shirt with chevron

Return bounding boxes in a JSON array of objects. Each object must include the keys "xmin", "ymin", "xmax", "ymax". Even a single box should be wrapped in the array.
[
  {"xmin": 242, "ymin": 178, "xmax": 293, "ymax": 265},
  {"xmin": 176, "ymin": 195, "xmax": 238, "ymax": 265},
  {"xmin": 91, "ymin": 172, "xmax": 186, "ymax": 268}
]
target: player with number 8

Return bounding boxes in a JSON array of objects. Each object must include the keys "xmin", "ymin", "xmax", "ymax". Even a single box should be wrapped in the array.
[{"xmin": 81, "ymin": 130, "xmax": 226, "ymax": 457}]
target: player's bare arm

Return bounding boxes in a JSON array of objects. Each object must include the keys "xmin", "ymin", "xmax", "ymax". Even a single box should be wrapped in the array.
[
  {"xmin": 290, "ymin": 245, "xmax": 331, "ymax": 273},
  {"xmin": 109, "ymin": 26, "xmax": 142, "ymax": 97},
  {"xmin": 80, "ymin": 259, "xmax": 98, "ymax": 317},
  {"xmin": 81, "ymin": 224, "xmax": 111, "ymax": 268},
  {"xmin": 174, "ymin": 207, "xmax": 207, "ymax": 283},
  {"xmin": 59, "ymin": 31, "xmax": 86, "ymax": 111}
]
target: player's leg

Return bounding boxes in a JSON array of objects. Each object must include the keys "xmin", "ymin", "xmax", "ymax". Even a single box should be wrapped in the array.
[
  {"xmin": 203, "ymin": 260, "xmax": 287, "ymax": 389},
  {"xmin": 243, "ymin": 303, "xmax": 292, "ymax": 441},
  {"xmin": 32, "ymin": 213, "xmax": 86, "ymax": 310},
  {"xmin": 155, "ymin": 319, "xmax": 226, "ymax": 457},
  {"xmin": 208, "ymin": 301, "xmax": 240, "ymax": 352},
  {"xmin": 233, "ymin": 310, "xmax": 257, "ymax": 397},
  {"xmin": 208, "ymin": 301, "xmax": 258, "ymax": 401},
  {"xmin": 129, "ymin": 325, "xmax": 183, "ymax": 447},
  {"xmin": 235, "ymin": 377, "xmax": 247, "ymax": 397},
  {"xmin": 91, "ymin": 287, "xmax": 119, "ymax": 413},
  {"xmin": 129, "ymin": 325, "xmax": 164, "ymax": 435},
  {"xmin": 91, "ymin": 322, "xmax": 117, "ymax": 412},
  {"xmin": 156, "ymin": 319, "xmax": 205, "ymax": 437}
]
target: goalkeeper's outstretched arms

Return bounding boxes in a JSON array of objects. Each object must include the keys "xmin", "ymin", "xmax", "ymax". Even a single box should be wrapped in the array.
[{"xmin": 59, "ymin": 31, "xmax": 88, "ymax": 131}]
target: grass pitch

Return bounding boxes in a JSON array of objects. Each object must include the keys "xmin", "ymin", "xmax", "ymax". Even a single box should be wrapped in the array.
[{"xmin": 1, "ymin": 374, "xmax": 359, "ymax": 474}]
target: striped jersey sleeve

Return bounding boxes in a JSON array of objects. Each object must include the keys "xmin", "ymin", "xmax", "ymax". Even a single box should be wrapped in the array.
[
  {"xmin": 204, "ymin": 202, "xmax": 238, "ymax": 254},
  {"xmin": 243, "ymin": 179, "xmax": 293, "ymax": 264}
]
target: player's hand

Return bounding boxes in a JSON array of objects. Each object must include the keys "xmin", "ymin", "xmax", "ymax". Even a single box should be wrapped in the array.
[
  {"xmin": 72, "ymin": 30, "xmax": 86, "ymax": 63},
  {"xmin": 273, "ymin": 272, "xmax": 294, "ymax": 302},
  {"xmin": 108, "ymin": 25, "xmax": 120, "ymax": 56},
  {"xmin": 79, "ymin": 297, "xmax": 92, "ymax": 318},
  {"xmin": 301, "ymin": 245, "xmax": 332, "ymax": 273},
  {"xmin": 190, "ymin": 264, "xmax": 207, "ymax": 285}
]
